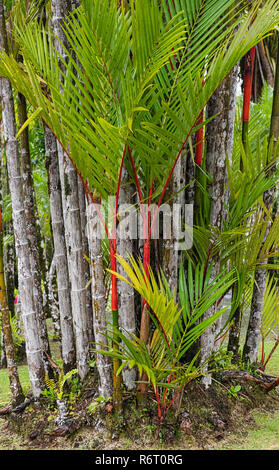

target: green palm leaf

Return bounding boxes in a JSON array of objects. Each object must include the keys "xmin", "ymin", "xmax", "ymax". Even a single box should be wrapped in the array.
[
  {"xmin": 261, "ymin": 275, "xmax": 279, "ymax": 342},
  {"xmin": 103, "ymin": 254, "xmax": 236, "ymax": 389},
  {"xmin": 1, "ymin": 0, "xmax": 279, "ymax": 201}
]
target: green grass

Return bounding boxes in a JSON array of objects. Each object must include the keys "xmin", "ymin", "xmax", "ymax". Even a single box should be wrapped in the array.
[
  {"xmin": 258, "ymin": 339, "xmax": 279, "ymax": 376},
  {"xmin": 0, "ymin": 365, "xmax": 31, "ymax": 407},
  {"xmin": 217, "ymin": 410, "xmax": 279, "ymax": 450},
  {"xmin": 0, "ymin": 320, "xmax": 61, "ymax": 408},
  {"xmin": 239, "ymin": 411, "xmax": 279, "ymax": 450},
  {"xmin": 213, "ymin": 338, "xmax": 279, "ymax": 450}
]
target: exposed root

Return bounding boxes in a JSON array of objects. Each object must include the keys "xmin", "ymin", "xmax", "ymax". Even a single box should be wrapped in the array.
[
  {"xmin": 219, "ymin": 369, "xmax": 279, "ymax": 393},
  {"xmin": 0, "ymin": 397, "xmax": 35, "ymax": 416}
]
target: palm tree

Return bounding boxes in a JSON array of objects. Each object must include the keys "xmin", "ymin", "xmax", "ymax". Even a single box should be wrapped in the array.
[
  {"xmin": 44, "ymin": 123, "xmax": 76, "ymax": 373},
  {"xmin": 0, "ymin": 146, "xmax": 24, "ymax": 406},
  {"xmin": 0, "ymin": 0, "xmax": 45, "ymax": 397},
  {"xmin": 99, "ymin": 253, "xmax": 236, "ymax": 421},
  {"xmin": 87, "ymin": 200, "xmax": 113, "ymax": 399},
  {"xmin": 1, "ymin": 0, "xmax": 279, "ymax": 403},
  {"xmin": 50, "ymin": 0, "xmax": 90, "ymax": 381},
  {"xmin": 199, "ymin": 67, "xmax": 239, "ymax": 386},
  {"xmin": 17, "ymin": 91, "xmax": 52, "ymax": 371}
]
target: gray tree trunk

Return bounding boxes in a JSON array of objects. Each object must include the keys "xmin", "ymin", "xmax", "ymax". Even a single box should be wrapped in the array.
[
  {"xmin": 242, "ymin": 268, "xmax": 266, "ymax": 365},
  {"xmin": 46, "ymin": 257, "xmax": 61, "ymax": 340},
  {"xmin": 78, "ymin": 177, "xmax": 93, "ymax": 344},
  {"xmin": 51, "ymin": 0, "xmax": 90, "ymax": 380},
  {"xmin": 64, "ymin": 160, "xmax": 90, "ymax": 380},
  {"xmin": 200, "ymin": 68, "xmax": 238, "ymax": 387},
  {"xmin": 0, "ymin": 0, "xmax": 45, "ymax": 397},
  {"xmin": 44, "ymin": 124, "xmax": 76, "ymax": 373},
  {"xmin": 0, "ymin": 119, "xmax": 24, "ymax": 405},
  {"xmin": 162, "ymin": 151, "xmax": 187, "ymax": 300},
  {"xmin": 1, "ymin": 119, "xmax": 15, "ymax": 318},
  {"xmin": 17, "ymin": 92, "xmax": 51, "ymax": 370},
  {"xmin": 242, "ymin": 35, "xmax": 279, "ymax": 366},
  {"xmin": 0, "ymin": 232, "xmax": 24, "ymax": 406},
  {"xmin": 87, "ymin": 200, "xmax": 112, "ymax": 398},
  {"xmin": 117, "ymin": 167, "xmax": 137, "ymax": 390}
]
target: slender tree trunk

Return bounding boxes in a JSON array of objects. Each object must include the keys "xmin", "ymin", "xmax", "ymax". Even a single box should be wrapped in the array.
[
  {"xmin": 78, "ymin": 177, "xmax": 93, "ymax": 344},
  {"xmin": 44, "ymin": 124, "xmax": 76, "ymax": 373},
  {"xmin": 71, "ymin": 0, "xmax": 80, "ymax": 11},
  {"xmin": 87, "ymin": 200, "xmax": 112, "ymax": 399},
  {"xmin": 0, "ymin": 120, "xmax": 15, "ymax": 318},
  {"xmin": 258, "ymin": 41, "xmax": 274, "ymax": 89},
  {"xmin": 17, "ymin": 92, "xmax": 51, "ymax": 369},
  {"xmin": 162, "ymin": 152, "xmax": 186, "ymax": 299},
  {"xmin": 64, "ymin": 160, "xmax": 90, "ymax": 380},
  {"xmin": 0, "ymin": 208, "xmax": 24, "ymax": 405},
  {"xmin": 46, "ymin": 257, "xmax": 61, "ymax": 340},
  {"xmin": 0, "ymin": 120, "xmax": 23, "ymax": 404},
  {"xmin": 185, "ymin": 147, "xmax": 196, "ymax": 208},
  {"xmin": 200, "ymin": 68, "xmax": 238, "ymax": 387},
  {"xmin": 117, "ymin": 167, "xmax": 137, "ymax": 390},
  {"xmin": 0, "ymin": 0, "xmax": 45, "ymax": 397},
  {"xmin": 228, "ymin": 50, "xmax": 255, "ymax": 362},
  {"xmin": 51, "ymin": 0, "xmax": 90, "ymax": 380},
  {"xmin": 243, "ymin": 33, "xmax": 279, "ymax": 366},
  {"xmin": 3, "ymin": 218, "xmax": 15, "ymax": 317},
  {"xmin": 242, "ymin": 268, "xmax": 266, "ymax": 366}
]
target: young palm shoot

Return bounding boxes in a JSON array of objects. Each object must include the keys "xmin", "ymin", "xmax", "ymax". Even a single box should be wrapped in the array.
[{"xmin": 98, "ymin": 254, "xmax": 236, "ymax": 421}]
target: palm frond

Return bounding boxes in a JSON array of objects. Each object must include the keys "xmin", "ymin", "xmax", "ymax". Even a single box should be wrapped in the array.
[
  {"xmin": 174, "ymin": 260, "xmax": 236, "ymax": 361},
  {"xmin": 1, "ymin": 0, "xmax": 279, "ymax": 200},
  {"xmin": 261, "ymin": 275, "xmax": 279, "ymax": 342}
]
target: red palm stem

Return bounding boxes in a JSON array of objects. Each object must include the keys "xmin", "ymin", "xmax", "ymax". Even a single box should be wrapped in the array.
[
  {"xmin": 242, "ymin": 46, "xmax": 255, "ymax": 152},
  {"xmin": 110, "ymin": 144, "xmax": 127, "ymax": 312},
  {"xmin": 195, "ymin": 111, "xmax": 204, "ymax": 165}
]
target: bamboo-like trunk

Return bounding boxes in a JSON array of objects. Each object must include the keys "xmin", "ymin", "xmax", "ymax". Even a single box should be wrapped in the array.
[
  {"xmin": 3, "ymin": 217, "xmax": 15, "ymax": 317},
  {"xmin": 258, "ymin": 41, "xmax": 274, "ymax": 89},
  {"xmin": 87, "ymin": 200, "xmax": 112, "ymax": 399},
  {"xmin": 227, "ymin": 51, "xmax": 254, "ymax": 361},
  {"xmin": 0, "ymin": 120, "xmax": 15, "ymax": 318},
  {"xmin": 46, "ymin": 257, "xmax": 61, "ymax": 340},
  {"xmin": 78, "ymin": 177, "xmax": 93, "ymax": 344},
  {"xmin": 17, "ymin": 92, "xmax": 51, "ymax": 368},
  {"xmin": 51, "ymin": 0, "xmax": 89, "ymax": 380},
  {"xmin": 0, "ymin": 214, "xmax": 24, "ymax": 405},
  {"xmin": 200, "ymin": 68, "xmax": 238, "ymax": 387},
  {"xmin": 44, "ymin": 124, "xmax": 76, "ymax": 373},
  {"xmin": 110, "ymin": 238, "xmax": 122, "ymax": 410},
  {"xmin": 117, "ymin": 166, "xmax": 137, "ymax": 390},
  {"xmin": 64, "ymin": 159, "xmax": 90, "ymax": 380},
  {"xmin": 0, "ymin": 124, "xmax": 24, "ymax": 406},
  {"xmin": 162, "ymin": 152, "xmax": 186, "ymax": 300},
  {"xmin": 0, "ymin": 0, "xmax": 45, "ymax": 397},
  {"xmin": 242, "ymin": 268, "xmax": 266, "ymax": 365},
  {"xmin": 137, "ymin": 187, "xmax": 153, "ymax": 403}
]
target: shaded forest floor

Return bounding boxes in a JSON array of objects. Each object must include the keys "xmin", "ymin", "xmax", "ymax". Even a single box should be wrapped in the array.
[{"xmin": 1, "ymin": 364, "xmax": 279, "ymax": 451}]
